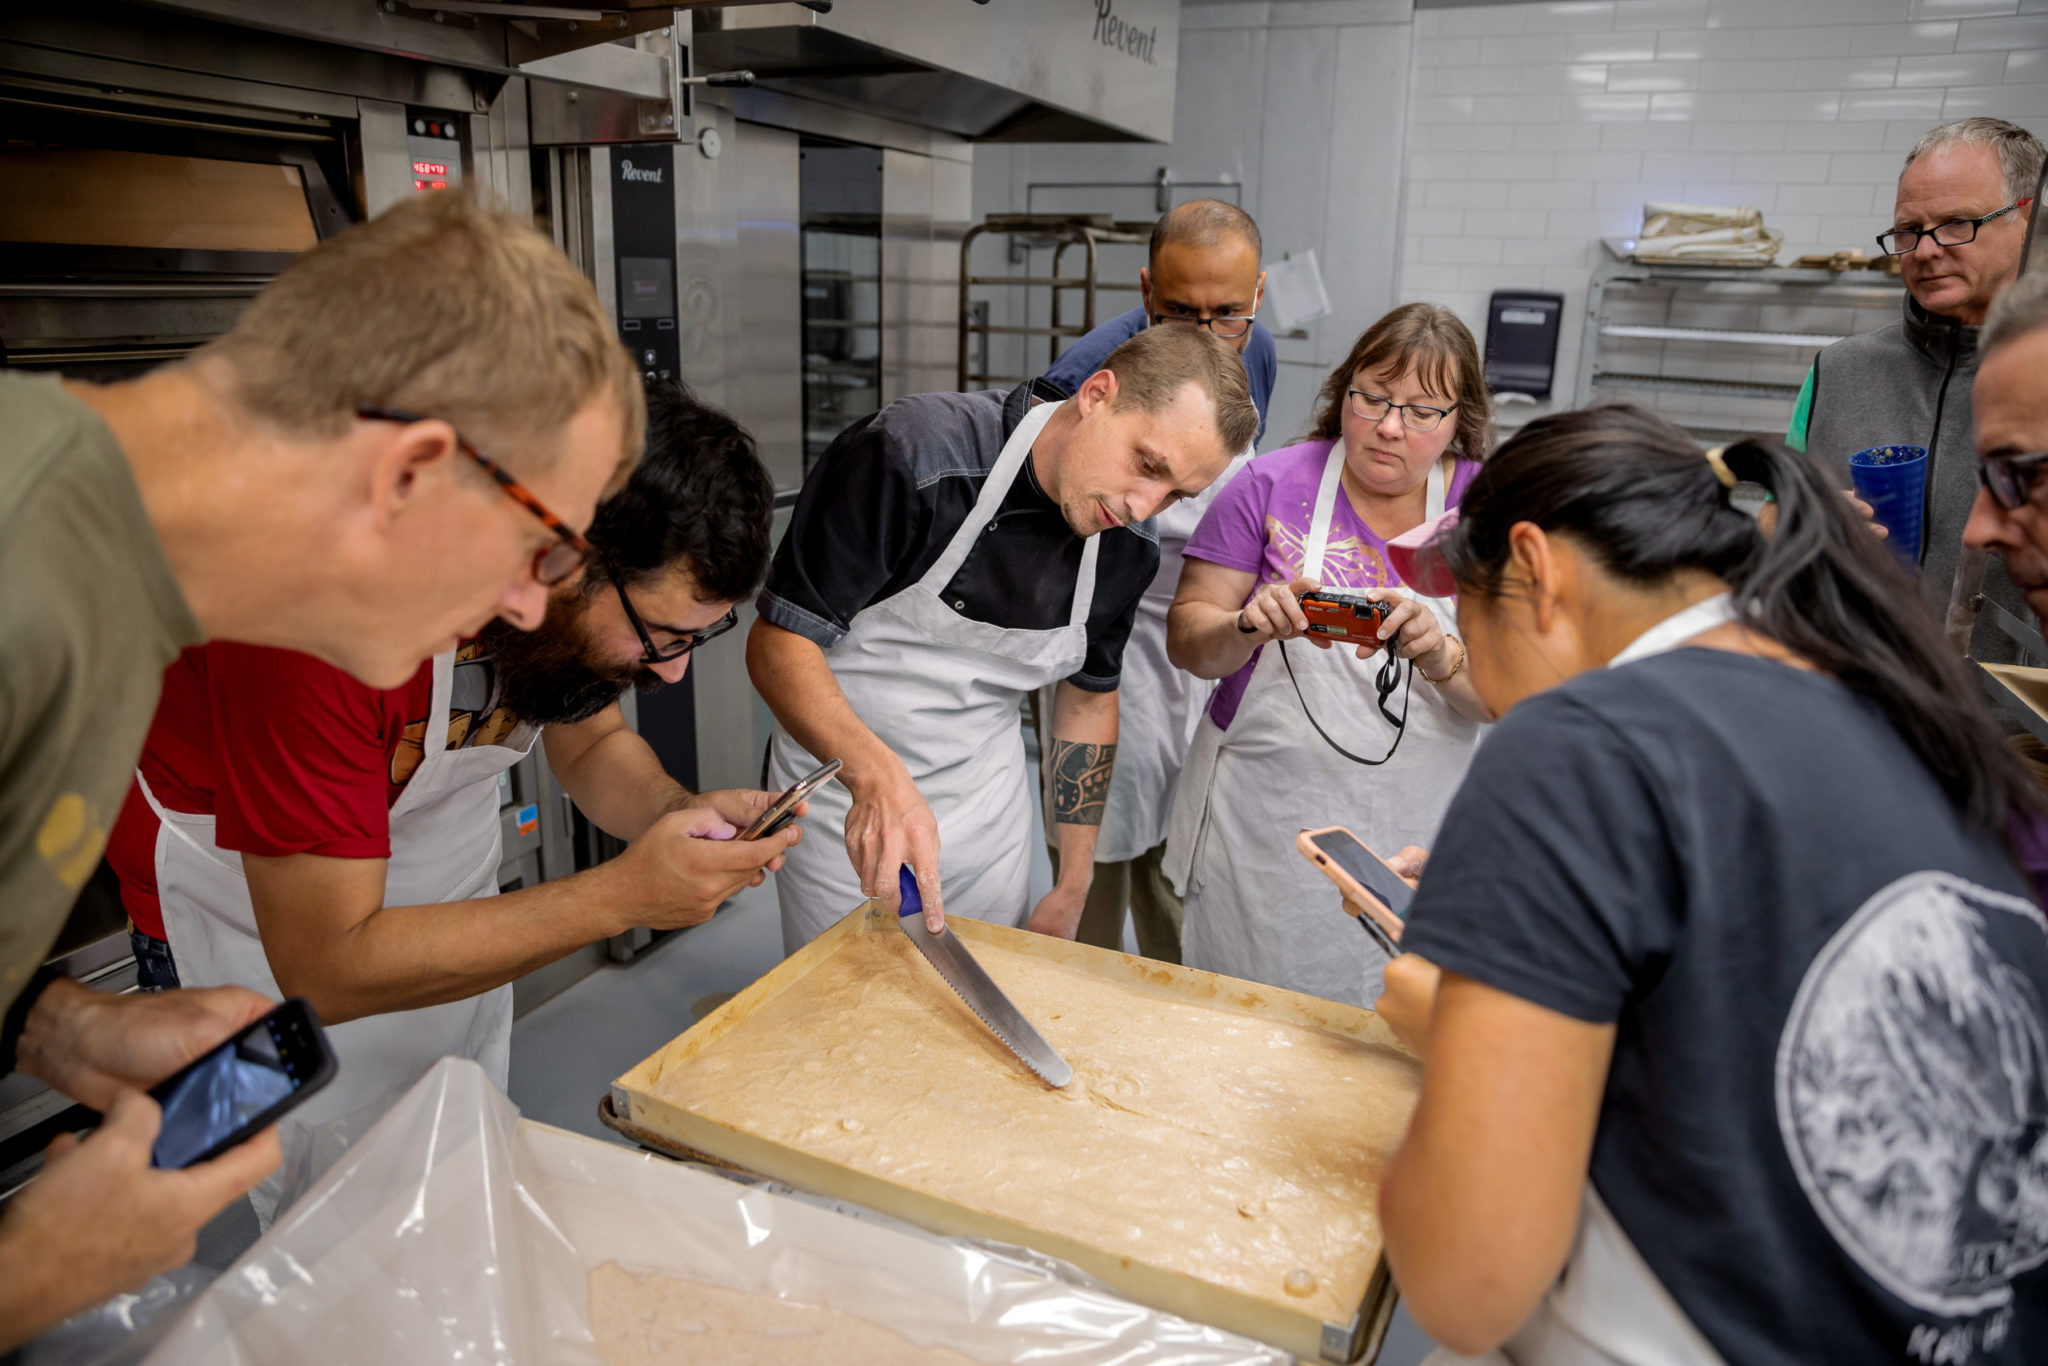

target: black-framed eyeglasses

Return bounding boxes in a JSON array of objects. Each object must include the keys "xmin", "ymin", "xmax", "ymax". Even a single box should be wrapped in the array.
[
  {"xmin": 1876, "ymin": 198, "xmax": 2034, "ymax": 256},
  {"xmin": 1979, "ymin": 451, "xmax": 2048, "ymax": 511},
  {"xmin": 607, "ymin": 561, "xmax": 739, "ymax": 664},
  {"xmin": 356, "ymin": 405, "xmax": 590, "ymax": 586},
  {"xmin": 1348, "ymin": 388, "xmax": 1456, "ymax": 433},
  {"xmin": 1151, "ymin": 310, "xmax": 1258, "ymax": 340}
]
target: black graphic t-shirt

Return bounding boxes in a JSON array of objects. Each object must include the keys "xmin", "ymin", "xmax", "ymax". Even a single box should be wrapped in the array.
[{"xmin": 1403, "ymin": 649, "xmax": 2048, "ymax": 1365}]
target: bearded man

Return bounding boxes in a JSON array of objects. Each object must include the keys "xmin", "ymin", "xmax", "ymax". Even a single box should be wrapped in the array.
[{"xmin": 106, "ymin": 382, "xmax": 792, "ymax": 1219}]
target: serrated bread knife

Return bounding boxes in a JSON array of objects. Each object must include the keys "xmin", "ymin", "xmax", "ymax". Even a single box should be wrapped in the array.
[{"xmin": 896, "ymin": 866, "xmax": 1073, "ymax": 1089}]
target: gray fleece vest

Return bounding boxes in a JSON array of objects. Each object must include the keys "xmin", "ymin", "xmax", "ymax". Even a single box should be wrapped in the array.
[{"xmin": 1806, "ymin": 294, "xmax": 2031, "ymax": 664}]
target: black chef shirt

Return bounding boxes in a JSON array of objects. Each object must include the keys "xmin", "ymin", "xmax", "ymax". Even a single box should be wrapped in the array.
[{"xmin": 758, "ymin": 380, "xmax": 1159, "ymax": 691}]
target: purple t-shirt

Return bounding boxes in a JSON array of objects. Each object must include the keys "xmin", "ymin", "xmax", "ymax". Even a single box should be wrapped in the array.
[
  {"xmin": 1183, "ymin": 437, "xmax": 1482, "ymax": 731},
  {"xmin": 2012, "ymin": 809, "xmax": 2048, "ymax": 907}
]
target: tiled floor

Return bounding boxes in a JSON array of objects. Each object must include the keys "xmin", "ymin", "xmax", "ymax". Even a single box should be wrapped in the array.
[
  {"xmin": 507, "ymin": 877, "xmax": 788, "ymax": 1142},
  {"xmin": 507, "ymin": 849, "xmax": 1438, "ymax": 1365}
]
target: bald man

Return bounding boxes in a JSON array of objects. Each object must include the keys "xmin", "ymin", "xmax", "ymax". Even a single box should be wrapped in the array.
[
  {"xmin": 1792, "ymin": 118, "xmax": 2042, "ymax": 660},
  {"xmin": 1046, "ymin": 199, "xmax": 1276, "ymax": 444},
  {"xmin": 1035, "ymin": 199, "xmax": 1272, "ymax": 963}
]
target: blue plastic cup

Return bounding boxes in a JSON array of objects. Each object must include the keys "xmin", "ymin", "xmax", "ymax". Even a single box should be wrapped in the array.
[{"xmin": 1847, "ymin": 445, "xmax": 1928, "ymax": 573}]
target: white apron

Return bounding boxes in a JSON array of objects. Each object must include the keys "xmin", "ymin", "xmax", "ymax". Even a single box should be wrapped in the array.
[
  {"xmin": 1165, "ymin": 448, "xmax": 1479, "ymax": 1007},
  {"xmin": 770, "ymin": 399, "xmax": 1098, "ymax": 952},
  {"xmin": 1425, "ymin": 594, "xmax": 1737, "ymax": 1366},
  {"xmin": 1039, "ymin": 449, "xmax": 1254, "ymax": 865},
  {"xmin": 142, "ymin": 649, "xmax": 533, "ymax": 1222},
  {"xmin": 1092, "ymin": 449, "xmax": 1254, "ymax": 865}
]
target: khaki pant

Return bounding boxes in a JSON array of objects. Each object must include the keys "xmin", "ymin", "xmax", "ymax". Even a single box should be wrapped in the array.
[{"xmin": 1048, "ymin": 840, "xmax": 1184, "ymax": 963}]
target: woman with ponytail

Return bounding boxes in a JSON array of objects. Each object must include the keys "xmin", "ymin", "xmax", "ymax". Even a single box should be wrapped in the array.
[{"xmin": 1373, "ymin": 406, "xmax": 2048, "ymax": 1365}]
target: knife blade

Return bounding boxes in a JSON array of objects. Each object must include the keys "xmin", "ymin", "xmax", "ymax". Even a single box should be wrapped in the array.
[{"xmin": 895, "ymin": 866, "xmax": 1073, "ymax": 1089}]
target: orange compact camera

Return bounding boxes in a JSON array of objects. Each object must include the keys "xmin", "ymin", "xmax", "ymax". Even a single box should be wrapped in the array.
[{"xmin": 1299, "ymin": 589, "xmax": 1389, "ymax": 641}]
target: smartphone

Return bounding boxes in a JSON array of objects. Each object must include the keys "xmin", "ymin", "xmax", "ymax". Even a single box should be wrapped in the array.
[
  {"xmin": 740, "ymin": 758, "xmax": 842, "ymax": 840},
  {"xmin": 1297, "ymin": 826, "xmax": 1412, "ymax": 944},
  {"xmin": 1299, "ymin": 589, "xmax": 1391, "ymax": 642},
  {"xmin": 148, "ymin": 998, "xmax": 336, "ymax": 1169}
]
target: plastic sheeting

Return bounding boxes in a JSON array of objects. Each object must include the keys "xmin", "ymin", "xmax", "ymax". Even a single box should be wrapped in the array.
[
  {"xmin": 143, "ymin": 1058, "xmax": 1290, "ymax": 1366},
  {"xmin": 22, "ymin": 1267, "xmax": 213, "ymax": 1366}
]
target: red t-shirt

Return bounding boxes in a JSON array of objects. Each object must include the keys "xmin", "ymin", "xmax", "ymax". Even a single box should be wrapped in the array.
[{"xmin": 109, "ymin": 640, "xmax": 520, "ymax": 939}]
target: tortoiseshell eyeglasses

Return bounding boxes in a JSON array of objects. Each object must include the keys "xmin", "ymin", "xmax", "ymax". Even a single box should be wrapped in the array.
[{"xmin": 356, "ymin": 406, "xmax": 590, "ymax": 586}]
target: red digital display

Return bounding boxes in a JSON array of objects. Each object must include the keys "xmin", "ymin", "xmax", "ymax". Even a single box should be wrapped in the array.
[
  {"xmin": 413, "ymin": 160, "xmax": 447, "ymax": 176},
  {"xmin": 414, "ymin": 179, "xmax": 449, "ymax": 192}
]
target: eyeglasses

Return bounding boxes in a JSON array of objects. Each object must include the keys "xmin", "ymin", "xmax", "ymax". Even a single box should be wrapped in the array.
[
  {"xmin": 1348, "ymin": 389, "xmax": 1456, "ymax": 433},
  {"xmin": 607, "ymin": 562, "xmax": 739, "ymax": 664},
  {"xmin": 1876, "ymin": 199, "xmax": 2033, "ymax": 256},
  {"xmin": 1151, "ymin": 310, "xmax": 1258, "ymax": 340},
  {"xmin": 356, "ymin": 406, "xmax": 590, "ymax": 586},
  {"xmin": 1979, "ymin": 451, "xmax": 2048, "ymax": 511}
]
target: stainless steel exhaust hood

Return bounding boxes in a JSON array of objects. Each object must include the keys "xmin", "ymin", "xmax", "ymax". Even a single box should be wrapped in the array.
[{"xmin": 695, "ymin": 1, "xmax": 1178, "ymax": 143}]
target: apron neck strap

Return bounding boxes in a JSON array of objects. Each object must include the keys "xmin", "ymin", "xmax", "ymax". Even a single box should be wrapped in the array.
[
  {"xmin": 1304, "ymin": 445, "xmax": 1454, "ymax": 582},
  {"xmin": 400, "ymin": 651, "xmax": 459, "ymax": 790},
  {"xmin": 1304, "ymin": 443, "xmax": 1345, "ymax": 582},
  {"xmin": 1069, "ymin": 533, "xmax": 1101, "ymax": 628},
  {"xmin": 922, "ymin": 399, "xmax": 1061, "ymax": 590},
  {"xmin": 918, "ymin": 397, "xmax": 1101, "ymax": 629},
  {"xmin": 1608, "ymin": 593, "xmax": 1738, "ymax": 668}
]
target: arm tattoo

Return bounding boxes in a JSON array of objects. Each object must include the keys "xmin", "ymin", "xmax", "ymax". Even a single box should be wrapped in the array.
[{"xmin": 1049, "ymin": 740, "xmax": 1116, "ymax": 827}]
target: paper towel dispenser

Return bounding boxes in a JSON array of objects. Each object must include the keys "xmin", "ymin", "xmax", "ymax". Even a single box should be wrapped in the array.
[{"xmin": 1484, "ymin": 291, "xmax": 1564, "ymax": 400}]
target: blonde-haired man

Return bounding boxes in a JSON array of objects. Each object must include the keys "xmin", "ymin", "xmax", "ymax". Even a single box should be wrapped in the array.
[
  {"xmin": 749, "ymin": 324, "xmax": 1257, "ymax": 954},
  {"xmin": 0, "ymin": 191, "xmax": 640, "ymax": 1349}
]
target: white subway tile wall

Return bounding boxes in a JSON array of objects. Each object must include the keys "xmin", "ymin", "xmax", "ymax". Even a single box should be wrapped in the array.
[
  {"xmin": 1403, "ymin": 0, "xmax": 2045, "ymax": 427},
  {"xmin": 972, "ymin": 0, "xmax": 2040, "ymax": 443}
]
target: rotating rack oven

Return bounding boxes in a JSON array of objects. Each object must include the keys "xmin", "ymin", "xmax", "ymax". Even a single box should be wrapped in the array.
[{"xmin": 0, "ymin": 77, "xmax": 359, "ymax": 1188}]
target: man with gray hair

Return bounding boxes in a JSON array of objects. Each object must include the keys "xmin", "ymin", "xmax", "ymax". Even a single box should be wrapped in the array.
[
  {"xmin": 1792, "ymin": 117, "xmax": 2042, "ymax": 659},
  {"xmin": 1963, "ymin": 268, "xmax": 2048, "ymax": 642},
  {"xmin": 1963, "ymin": 267, "xmax": 2048, "ymax": 905}
]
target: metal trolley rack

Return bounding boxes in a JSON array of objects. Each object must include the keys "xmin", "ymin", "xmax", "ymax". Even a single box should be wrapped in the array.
[
  {"xmin": 957, "ymin": 212, "xmax": 1149, "ymax": 392},
  {"xmin": 1574, "ymin": 250, "xmax": 1905, "ymax": 444}
]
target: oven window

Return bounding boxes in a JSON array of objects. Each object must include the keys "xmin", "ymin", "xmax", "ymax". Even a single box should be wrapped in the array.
[{"xmin": 0, "ymin": 147, "xmax": 318, "ymax": 253}]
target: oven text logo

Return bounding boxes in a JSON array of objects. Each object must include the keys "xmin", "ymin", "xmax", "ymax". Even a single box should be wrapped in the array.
[
  {"xmin": 619, "ymin": 159, "xmax": 663, "ymax": 184},
  {"xmin": 1093, "ymin": 0, "xmax": 1157, "ymax": 66}
]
